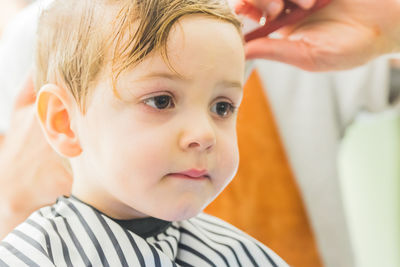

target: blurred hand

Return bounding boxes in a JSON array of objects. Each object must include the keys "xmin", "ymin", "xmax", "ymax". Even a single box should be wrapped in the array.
[
  {"xmin": 0, "ymin": 77, "xmax": 72, "ymax": 238},
  {"xmin": 236, "ymin": 0, "xmax": 400, "ymax": 71},
  {"xmin": 237, "ymin": 0, "xmax": 317, "ymax": 19}
]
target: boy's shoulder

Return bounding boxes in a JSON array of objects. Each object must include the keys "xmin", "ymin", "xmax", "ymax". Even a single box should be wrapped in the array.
[
  {"xmin": 174, "ymin": 212, "xmax": 289, "ymax": 267},
  {"xmin": 0, "ymin": 205, "xmax": 60, "ymax": 266}
]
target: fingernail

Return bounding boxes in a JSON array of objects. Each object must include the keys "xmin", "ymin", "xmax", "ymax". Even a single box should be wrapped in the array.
[
  {"xmin": 234, "ymin": 1, "xmax": 245, "ymax": 13},
  {"xmin": 235, "ymin": 0, "xmax": 250, "ymax": 14},
  {"xmin": 297, "ymin": 0, "xmax": 314, "ymax": 9},
  {"xmin": 267, "ymin": 2, "xmax": 282, "ymax": 17}
]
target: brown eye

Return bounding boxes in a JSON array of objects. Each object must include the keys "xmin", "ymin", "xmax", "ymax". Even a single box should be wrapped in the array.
[
  {"xmin": 211, "ymin": 101, "xmax": 235, "ymax": 118},
  {"xmin": 144, "ymin": 95, "xmax": 175, "ymax": 109}
]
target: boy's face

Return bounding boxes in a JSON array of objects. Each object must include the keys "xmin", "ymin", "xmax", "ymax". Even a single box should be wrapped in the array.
[{"xmin": 72, "ymin": 15, "xmax": 245, "ymax": 221}]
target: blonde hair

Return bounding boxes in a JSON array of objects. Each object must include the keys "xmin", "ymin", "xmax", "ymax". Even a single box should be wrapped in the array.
[{"xmin": 35, "ymin": 0, "xmax": 242, "ymax": 112}]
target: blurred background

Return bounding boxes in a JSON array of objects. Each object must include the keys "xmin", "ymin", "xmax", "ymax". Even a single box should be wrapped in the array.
[
  {"xmin": 0, "ymin": 0, "xmax": 30, "ymax": 36},
  {"xmin": 0, "ymin": 1, "xmax": 399, "ymax": 267}
]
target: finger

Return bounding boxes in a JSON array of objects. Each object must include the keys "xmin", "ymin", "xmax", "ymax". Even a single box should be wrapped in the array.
[
  {"xmin": 235, "ymin": 0, "xmax": 263, "ymax": 21},
  {"xmin": 236, "ymin": 0, "xmax": 284, "ymax": 20},
  {"xmin": 289, "ymin": 0, "xmax": 316, "ymax": 9},
  {"xmin": 13, "ymin": 75, "xmax": 36, "ymax": 110},
  {"xmin": 245, "ymin": 37, "xmax": 320, "ymax": 71}
]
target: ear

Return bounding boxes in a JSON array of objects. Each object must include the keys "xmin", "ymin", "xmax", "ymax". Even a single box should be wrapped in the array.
[{"xmin": 36, "ymin": 84, "xmax": 82, "ymax": 158}]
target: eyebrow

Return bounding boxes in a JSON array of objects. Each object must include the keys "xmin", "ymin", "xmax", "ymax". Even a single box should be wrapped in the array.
[
  {"xmin": 137, "ymin": 72, "xmax": 243, "ymax": 90},
  {"xmin": 217, "ymin": 80, "xmax": 243, "ymax": 91},
  {"xmin": 136, "ymin": 72, "xmax": 185, "ymax": 82}
]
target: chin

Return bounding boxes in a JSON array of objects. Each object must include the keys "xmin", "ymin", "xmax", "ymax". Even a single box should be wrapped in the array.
[
  {"xmin": 157, "ymin": 200, "xmax": 205, "ymax": 222},
  {"xmin": 163, "ymin": 210, "xmax": 201, "ymax": 222}
]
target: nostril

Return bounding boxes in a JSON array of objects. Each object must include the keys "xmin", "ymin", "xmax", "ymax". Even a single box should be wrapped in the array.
[
  {"xmin": 187, "ymin": 141, "xmax": 213, "ymax": 150},
  {"xmin": 180, "ymin": 125, "xmax": 216, "ymax": 151},
  {"xmin": 188, "ymin": 142, "xmax": 199, "ymax": 148}
]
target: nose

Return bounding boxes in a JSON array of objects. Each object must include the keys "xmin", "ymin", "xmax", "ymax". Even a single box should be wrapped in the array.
[{"xmin": 179, "ymin": 114, "xmax": 216, "ymax": 152}]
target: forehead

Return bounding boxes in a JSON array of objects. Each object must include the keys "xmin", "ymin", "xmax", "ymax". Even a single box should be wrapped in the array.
[
  {"xmin": 120, "ymin": 15, "xmax": 245, "ymax": 83},
  {"xmin": 170, "ymin": 16, "xmax": 243, "ymax": 70}
]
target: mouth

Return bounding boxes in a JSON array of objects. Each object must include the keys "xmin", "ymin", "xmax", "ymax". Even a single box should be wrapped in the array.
[{"xmin": 168, "ymin": 169, "xmax": 210, "ymax": 180}]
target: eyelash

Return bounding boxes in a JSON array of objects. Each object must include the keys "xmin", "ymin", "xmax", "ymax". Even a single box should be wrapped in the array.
[
  {"xmin": 211, "ymin": 100, "xmax": 238, "ymax": 118},
  {"xmin": 142, "ymin": 94, "xmax": 175, "ymax": 110},
  {"xmin": 142, "ymin": 94, "xmax": 237, "ymax": 118}
]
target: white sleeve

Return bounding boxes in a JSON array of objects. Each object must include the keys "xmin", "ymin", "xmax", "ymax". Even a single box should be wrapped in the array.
[{"xmin": 332, "ymin": 56, "xmax": 391, "ymax": 130}]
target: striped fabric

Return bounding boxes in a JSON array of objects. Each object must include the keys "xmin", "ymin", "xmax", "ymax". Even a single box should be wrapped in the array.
[{"xmin": 0, "ymin": 197, "xmax": 288, "ymax": 266}]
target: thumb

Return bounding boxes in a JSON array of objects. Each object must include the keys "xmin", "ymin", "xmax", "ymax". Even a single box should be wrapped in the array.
[
  {"xmin": 235, "ymin": 0, "xmax": 263, "ymax": 21},
  {"xmin": 245, "ymin": 37, "xmax": 320, "ymax": 71},
  {"xmin": 13, "ymin": 75, "xmax": 36, "ymax": 110}
]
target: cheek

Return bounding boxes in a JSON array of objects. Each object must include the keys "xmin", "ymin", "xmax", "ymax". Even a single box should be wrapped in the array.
[
  {"xmin": 101, "ymin": 122, "xmax": 174, "ymax": 180},
  {"xmin": 215, "ymin": 132, "xmax": 239, "ymax": 186}
]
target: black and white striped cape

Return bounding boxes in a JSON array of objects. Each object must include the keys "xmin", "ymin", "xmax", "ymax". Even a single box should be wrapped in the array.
[{"xmin": 0, "ymin": 197, "xmax": 289, "ymax": 266}]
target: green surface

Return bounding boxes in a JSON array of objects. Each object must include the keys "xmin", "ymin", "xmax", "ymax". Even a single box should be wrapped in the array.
[{"xmin": 339, "ymin": 110, "xmax": 400, "ymax": 267}]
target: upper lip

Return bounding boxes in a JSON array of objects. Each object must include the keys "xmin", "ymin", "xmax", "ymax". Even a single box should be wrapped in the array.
[{"xmin": 174, "ymin": 169, "xmax": 210, "ymax": 178}]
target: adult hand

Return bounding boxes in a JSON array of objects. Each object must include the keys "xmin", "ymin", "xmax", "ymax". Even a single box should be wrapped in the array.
[
  {"xmin": 238, "ymin": 0, "xmax": 317, "ymax": 19},
  {"xmin": 0, "ymin": 77, "xmax": 72, "ymax": 238},
  {"xmin": 236, "ymin": 0, "xmax": 400, "ymax": 71}
]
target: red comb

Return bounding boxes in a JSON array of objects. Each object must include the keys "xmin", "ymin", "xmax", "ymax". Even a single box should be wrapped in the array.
[{"xmin": 244, "ymin": 0, "xmax": 332, "ymax": 42}]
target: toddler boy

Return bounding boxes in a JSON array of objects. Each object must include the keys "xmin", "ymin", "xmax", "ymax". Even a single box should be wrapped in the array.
[{"xmin": 0, "ymin": 0, "xmax": 288, "ymax": 266}]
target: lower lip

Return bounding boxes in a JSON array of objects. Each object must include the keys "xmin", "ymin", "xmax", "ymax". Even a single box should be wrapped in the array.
[{"xmin": 168, "ymin": 174, "xmax": 209, "ymax": 180}]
